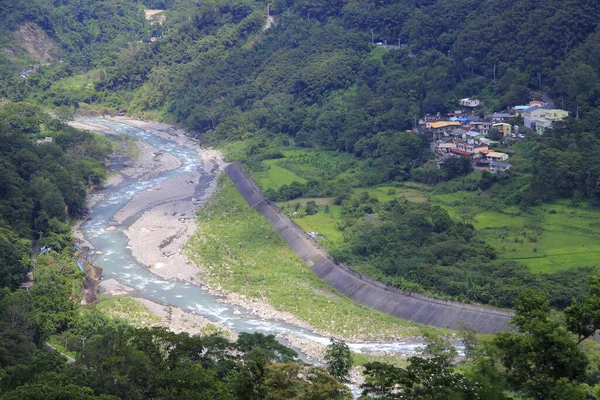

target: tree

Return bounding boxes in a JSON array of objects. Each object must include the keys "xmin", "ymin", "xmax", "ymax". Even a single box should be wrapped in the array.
[
  {"xmin": 324, "ymin": 339, "xmax": 352, "ymax": 383},
  {"xmin": 494, "ymin": 290, "xmax": 588, "ymax": 399},
  {"xmin": 263, "ymin": 363, "xmax": 351, "ymax": 400},
  {"xmin": 361, "ymin": 357, "xmax": 479, "ymax": 399},
  {"xmin": 54, "ymin": 106, "xmax": 75, "ymax": 124},
  {"xmin": 458, "ymin": 324, "xmax": 477, "ymax": 360},
  {"xmin": 488, "ymin": 128, "xmax": 503, "ymax": 141},
  {"xmin": 442, "ymin": 156, "xmax": 473, "ymax": 180},
  {"xmin": 565, "ymin": 276, "xmax": 600, "ymax": 343},
  {"xmin": 418, "ymin": 332, "xmax": 458, "ymax": 366},
  {"xmin": 305, "ymin": 200, "xmax": 318, "ymax": 215}
]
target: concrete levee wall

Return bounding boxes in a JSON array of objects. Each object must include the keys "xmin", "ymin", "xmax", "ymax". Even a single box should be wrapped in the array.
[{"xmin": 225, "ymin": 162, "xmax": 513, "ymax": 334}]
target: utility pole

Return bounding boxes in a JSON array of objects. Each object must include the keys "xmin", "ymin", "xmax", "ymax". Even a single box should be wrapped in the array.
[
  {"xmin": 81, "ymin": 337, "xmax": 87, "ymax": 359},
  {"xmin": 371, "ymin": 29, "xmax": 374, "ymax": 44},
  {"xmin": 267, "ymin": 3, "xmax": 270, "ymax": 17},
  {"xmin": 493, "ymin": 64, "xmax": 497, "ymax": 82}
]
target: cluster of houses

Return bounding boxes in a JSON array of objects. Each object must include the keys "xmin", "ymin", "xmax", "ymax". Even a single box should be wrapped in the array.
[
  {"xmin": 421, "ymin": 98, "xmax": 569, "ymax": 173},
  {"xmin": 436, "ymin": 136, "xmax": 511, "ymax": 172}
]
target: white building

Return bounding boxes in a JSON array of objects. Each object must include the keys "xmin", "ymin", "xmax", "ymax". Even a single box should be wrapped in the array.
[{"xmin": 459, "ymin": 98, "xmax": 480, "ymax": 108}]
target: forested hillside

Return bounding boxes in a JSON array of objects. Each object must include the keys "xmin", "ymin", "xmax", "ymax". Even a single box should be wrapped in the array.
[{"xmin": 5, "ymin": 0, "xmax": 600, "ymax": 192}]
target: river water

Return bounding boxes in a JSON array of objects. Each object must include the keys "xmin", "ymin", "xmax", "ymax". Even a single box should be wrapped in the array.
[{"xmin": 80, "ymin": 118, "xmax": 451, "ymax": 362}]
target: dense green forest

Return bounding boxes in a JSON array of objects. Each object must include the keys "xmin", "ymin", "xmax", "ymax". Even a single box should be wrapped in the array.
[{"xmin": 0, "ymin": 102, "xmax": 108, "ymax": 288}]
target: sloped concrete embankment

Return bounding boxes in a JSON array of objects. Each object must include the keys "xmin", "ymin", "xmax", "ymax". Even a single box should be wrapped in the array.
[{"xmin": 225, "ymin": 162, "xmax": 512, "ymax": 334}]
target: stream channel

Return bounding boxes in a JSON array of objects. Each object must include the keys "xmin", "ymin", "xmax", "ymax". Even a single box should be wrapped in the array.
[{"xmin": 80, "ymin": 118, "xmax": 459, "ymax": 363}]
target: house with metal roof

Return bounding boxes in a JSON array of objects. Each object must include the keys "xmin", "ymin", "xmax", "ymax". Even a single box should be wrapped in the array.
[
  {"xmin": 492, "ymin": 122, "xmax": 512, "ymax": 137},
  {"xmin": 492, "ymin": 113, "xmax": 511, "ymax": 121},
  {"xmin": 429, "ymin": 121, "xmax": 463, "ymax": 133},
  {"xmin": 524, "ymin": 107, "xmax": 569, "ymax": 134},
  {"xmin": 490, "ymin": 161, "xmax": 511, "ymax": 172},
  {"xmin": 486, "ymin": 151, "xmax": 509, "ymax": 162}
]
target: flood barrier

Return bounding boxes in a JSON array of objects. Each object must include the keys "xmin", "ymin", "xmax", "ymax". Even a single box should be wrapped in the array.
[{"xmin": 225, "ymin": 162, "xmax": 513, "ymax": 334}]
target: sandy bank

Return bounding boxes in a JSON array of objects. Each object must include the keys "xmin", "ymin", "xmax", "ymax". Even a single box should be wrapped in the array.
[
  {"xmin": 106, "ymin": 116, "xmax": 198, "ymax": 150},
  {"xmin": 99, "ymin": 278, "xmax": 135, "ymax": 296},
  {"xmin": 121, "ymin": 140, "xmax": 182, "ymax": 180},
  {"xmin": 68, "ymin": 120, "xmax": 117, "ymax": 135},
  {"xmin": 113, "ymin": 170, "xmax": 202, "ymax": 225},
  {"xmin": 134, "ymin": 297, "xmax": 237, "ymax": 339}
]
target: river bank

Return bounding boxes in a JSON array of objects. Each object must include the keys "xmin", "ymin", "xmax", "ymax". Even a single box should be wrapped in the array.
[
  {"xmin": 71, "ymin": 117, "xmax": 338, "ymax": 362},
  {"xmin": 102, "ymin": 117, "xmax": 342, "ymax": 361},
  {"xmin": 71, "ymin": 116, "xmax": 441, "ymax": 371}
]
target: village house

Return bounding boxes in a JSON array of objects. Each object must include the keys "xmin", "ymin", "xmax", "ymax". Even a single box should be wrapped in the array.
[
  {"xmin": 35, "ymin": 137, "xmax": 53, "ymax": 145},
  {"xmin": 429, "ymin": 121, "xmax": 463, "ymax": 133},
  {"xmin": 459, "ymin": 98, "xmax": 480, "ymax": 108},
  {"xmin": 523, "ymin": 107, "xmax": 569, "ymax": 134},
  {"xmin": 463, "ymin": 131, "xmax": 484, "ymax": 140},
  {"xmin": 481, "ymin": 121, "xmax": 492, "ymax": 135},
  {"xmin": 449, "ymin": 127, "xmax": 469, "ymax": 137},
  {"xmin": 452, "ymin": 140, "xmax": 488, "ymax": 157},
  {"xmin": 529, "ymin": 100, "xmax": 544, "ymax": 107},
  {"xmin": 486, "ymin": 151, "xmax": 509, "ymax": 162},
  {"xmin": 467, "ymin": 115, "xmax": 484, "ymax": 123},
  {"xmin": 490, "ymin": 161, "xmax": 511, "ymax": 173},
  {"xmin": 492, "ymin": 122, "xmax": 512, "ymax": 137},
  {"xmin": 469, "ymin": 121, "xmax": 483, "ymax": 131},
  {"xmin": 436, "ymin": 142, "xmax": 456, "ymax": 153},
  {"xmin": 492, "ymin": 112, "xmax": 511, "ymax": 122},
  {"xmin": 513, "ymin": 105, "xmax": 530, "ymax": 115}
]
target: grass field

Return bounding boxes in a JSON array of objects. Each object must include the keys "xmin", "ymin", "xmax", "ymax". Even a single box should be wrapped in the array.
[
  {"xmin": 483, "ymin": 202, "xmax": 600, "ymax": 273},
  {"xmin": 48, "ymin": 336, "xmax": 78, "ymax": 359},
  {"xmin": 95, "ymin": 296, "xmax": 161, "ymax": 326},
  {"xmin": 186, "ymin": 176, "xmax": 434, "ymax": 340},
  {"xmin": 238, "ymin": 147, "xmax": 600, "ymax": 276},
  {"xmin": 431, "ymin": 191, "xmax": 600, "ymax": 273},
  {"xmin": 291, "ymin": 204, "xmax": 345, "ymax": 247},
  {"xmin": 252, "ymin": 148, "xmax": 363, "ymax": 191},
  {"xmin": 253, "ymin": 158, "xmax": 308, "ymax": 191},
  {"xmin": 54, "ymin": 69, "xmax": 103, "ymax": 90},
  {"xmin": 354, "ymin": 186, "xmax": 430, "ymax": 203}
]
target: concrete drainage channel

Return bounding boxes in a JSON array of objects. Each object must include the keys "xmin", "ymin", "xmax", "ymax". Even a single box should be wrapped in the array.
[{"xmin": 225, "ymin": 162, "xmax": 513, "ymax": 334}]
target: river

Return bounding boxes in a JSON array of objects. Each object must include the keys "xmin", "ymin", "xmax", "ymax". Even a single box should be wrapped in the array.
[{"xmin": 79, "ymin": 118, "xmax": 457, "ymax": 363}]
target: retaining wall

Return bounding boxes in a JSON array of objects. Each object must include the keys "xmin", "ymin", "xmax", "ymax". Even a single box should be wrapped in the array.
[{"xmin": 225, "ymin": 162, "xmax": 513, "ymax": 334}]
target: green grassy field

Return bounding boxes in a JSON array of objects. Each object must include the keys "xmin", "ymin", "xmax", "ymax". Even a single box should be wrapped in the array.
[
  {"xmin": 186, "ymin": 176, "xmax": 433, "ymax": 340},
  {"xmin": 48, "ymin": 336, "xmax": 78, "ymax": 359},
  {"xmin": 252, "ymin": 148, "xmax": 363, "ymax": 191},
  {"xmin": 354, "ymin": 186, "xmax": 430, "ymax": 203},
  {"xmin": 95, "ymin": 296, "xmax": 161, "ymax": 326},
  {"xmin": 253, "ymin": 158, "xmax": 308, "ymax": 191},
  {"xmin": 431, "ymin": 191, "xmax": 600, "ymax": 273},
  {"xmin": 239, "ymin": 147, "xmax": 600, "ymax": 275},
  {"xmin": 53, "ymin": 69, "xmax": 103, "ymax": 91},
  {"xmin": 291, "ymin": 204, "xmax": 345, "ymax": 247},
  {"xmin": 481, "ymin": 202, "xmax": 600, "ymax": 273}
]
